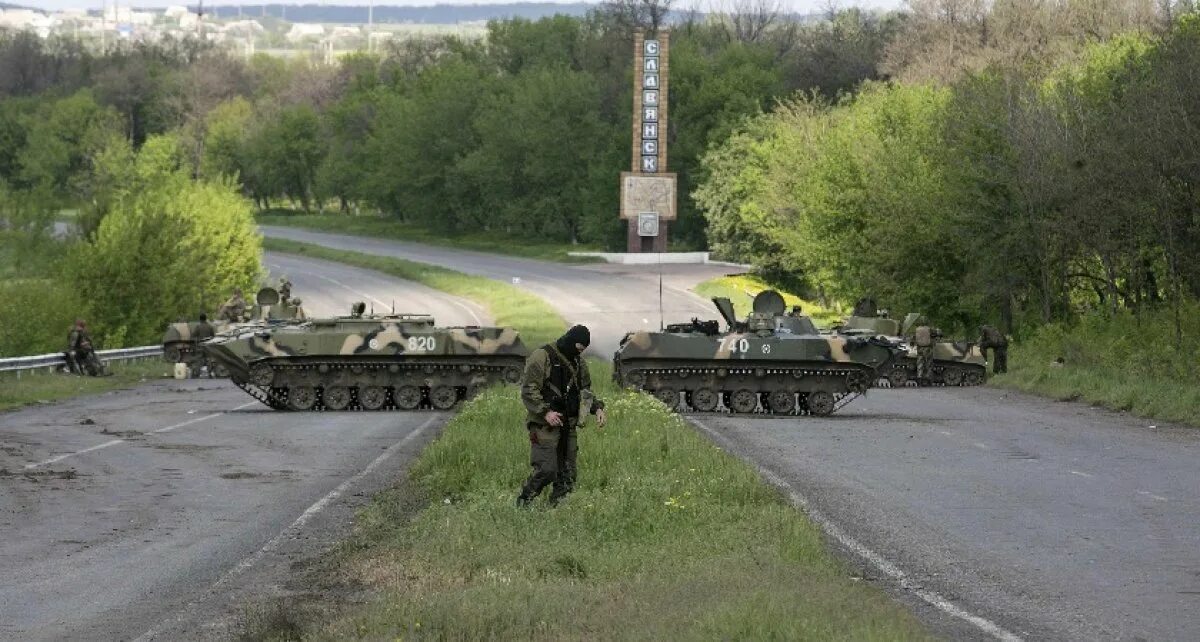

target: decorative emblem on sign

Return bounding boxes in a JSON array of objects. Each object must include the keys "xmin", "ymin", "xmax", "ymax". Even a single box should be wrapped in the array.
[{"xmin": 638, "ymin": 212, "xmax": 660, "ymax": 237}]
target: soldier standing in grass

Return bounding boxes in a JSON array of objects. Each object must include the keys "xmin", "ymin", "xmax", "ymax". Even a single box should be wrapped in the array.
[
  {"xmin": 516, "ymin": 325, "xmax": 607, "ymax": 507},
  {"xmin": 979, "ymin": 324, "xmax": 1008, "ymax": 374}
]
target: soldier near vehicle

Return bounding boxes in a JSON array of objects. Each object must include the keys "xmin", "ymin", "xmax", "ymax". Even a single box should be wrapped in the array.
[
  {"xmin": 278, "ymin": 276, "xmax": 292, "ymax": 301},
  {"xmin": 912, "ymin": 317, "xmax": 937, "ymax": 382},
  {"xmin": 188, "ymin": 313, "xmax": 217, "ymax": 377},
  {"xmin": 66, "ymin": 319, "xmax": 106, "ymax": 376},
  {"xmin": 979, "ymin": 324, "xmax": 1009, "ymax": 374},
  {"xmin": 517, "ymin": 325, "xmax": 607, "ymax": 507},
  {"xmin": 217, "ymin": 288, "xmax": 247, "ymax": 322}
]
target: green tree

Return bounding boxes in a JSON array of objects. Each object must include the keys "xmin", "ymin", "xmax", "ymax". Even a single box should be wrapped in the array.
[{"xmin": 65, "ymin": 135, "xmax": 261, "ymax": 346}]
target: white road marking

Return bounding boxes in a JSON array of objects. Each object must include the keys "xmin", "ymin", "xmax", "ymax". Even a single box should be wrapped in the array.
[
  {"xmin": 134, "ymin": 415, "xmax": 439, "ymax": 642},
  {"xmin": 974, "ymin": 442, "xmax": 990, "ymax": 450},
  {"xmin": 23, "ymin": 402, "xmax": 258, "ymax": 469},
  {"xmin": 689, "ymin": 418, "xmax": 1023, "ymax": 642},
  {"xmin": 1137, "ymin": 491, "xmax": 1168, "ymax": 502},
  {"xmin": 1069, "ymin": 470, "xmax": 1094, "ymax": 479}
]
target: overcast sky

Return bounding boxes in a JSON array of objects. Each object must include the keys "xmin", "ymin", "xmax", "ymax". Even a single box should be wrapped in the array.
[{"xmin": 22, "ymin": 1, "xmax": 905, "ymax": 14}]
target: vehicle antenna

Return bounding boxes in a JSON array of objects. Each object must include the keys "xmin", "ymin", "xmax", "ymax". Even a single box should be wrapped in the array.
[
  {"xmin": 392, "ymin": 299, "xmax": 395, "ymax": 314},
  {"xmin": 658, "ymin": 253, "xmax": 664, "ymax": 331}
]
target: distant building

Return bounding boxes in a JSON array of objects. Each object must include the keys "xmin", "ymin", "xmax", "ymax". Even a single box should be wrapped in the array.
[{"xmin": 286, "ymin": 23, "xmax": 325, "ymax": 41}]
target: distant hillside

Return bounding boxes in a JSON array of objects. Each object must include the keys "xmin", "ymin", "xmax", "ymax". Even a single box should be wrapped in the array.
[
  {"xmin": 204, "ymin": 3, "xmax": 597, "ymax": 24},
  {"xmin": 0, "ymin": 2, "xmax": 41, "ymax": 10}
]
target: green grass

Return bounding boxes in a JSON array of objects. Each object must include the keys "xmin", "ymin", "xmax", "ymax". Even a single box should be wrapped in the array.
[
  {"xmin": 694, "ymin": 274, "xmax": 844, "ymax": 328},
  {"xmin": 274, "ymin": 361, "xmax": 929, "ymax": 640},
  {"xmin": 264, "ymin": 238, "xmax": 565, "ymax": 347},
  {"xmin": 991, "ymin": 306, "xmax": 1200, "ymax": 427},
  {"xmin": 0, "ymin": 360, "xmax": 171, "ymax": 412},
  {"xmin": 257, "ymin": 211, "xmax": 604, "ymax": 263},
  {"xmin": 248, "ymin": 242, "xmax": 929, "ymax": 639}
]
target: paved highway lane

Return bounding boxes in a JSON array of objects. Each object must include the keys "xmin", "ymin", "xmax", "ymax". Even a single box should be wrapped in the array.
[
  {"xmin": 261, "ymin": 226, "xmax": 734, "ymax": 355},
  {"xmin": 0, "ymin": 253, "xmax": 486, "ymax": 640},
  {"xmin": 265, "ymin": 227, "xmax": 1200, "ymax": 641},
  {"xmin": 694, "ymin": 388, "xmax": 1200, "ymax": 640}
]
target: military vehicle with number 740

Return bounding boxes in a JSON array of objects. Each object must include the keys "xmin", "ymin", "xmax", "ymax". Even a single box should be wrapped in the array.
[{"xmin": 612, "ymin": 291, "xmax": 903, "ymax": 416}]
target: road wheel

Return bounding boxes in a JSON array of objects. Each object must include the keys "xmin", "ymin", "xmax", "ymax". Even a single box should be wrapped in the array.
[
  {"xmin": 624, "ymin": 369, "xmax": 646, "ymax": 389},
  {"xmin": 768, "ymin": 390, "xmax": 796, "ymax": 414},
  {"xmin": 287, "ymin": 386, "xmax": 317, "ymax": 411},
  {"xmin": 943, "ymin": 367, "xmax": 965, "ymax": 386},
  {"xmin": 250, "ymin": 363, "xmax": 275, "ymax": 387},
  {"xmin": 653, "ymin": 387, "xmax": 678, "ymax": 410},
  {"xmin": 208, "ymin": 362, "xmax": 229, "ymax": 379},
  {"xmin": 323, "ymin": 386, "xmax": 351, "ymax": 411},
  {"xmin": 502, "ymin": 365, "xmax": 522, "ymax": 383},
  {"xmin": 689, "ymin": 388, "xmax": 719, "ymax": 412},
  {"xmin": 729, "ymin": 389, "xmax": 757, "ymax": 413},
  {"xmin": 430, "ymin": 385, "xmax": 458, "ymax": 410},
  {"xmin": 164, "ymin": 346, "xmax": 182, "ymax": 362},
  {"xmin": 360, "ymin": 385, "xmax": 388, "ymax": 410},
  {"xmin": 394, "ymin": 385, "xmax": 422, "ymax": 410},
  {"xmin": 887, "ymin": 367, "xmax": 909, "ymax": 388},
  {"xmin": 807, "ymin": 391, "xmax": 835, "ymax": 417},
  {"xmin": 964, "ymin": 370, "xmax": 985, "ymax": 386}
]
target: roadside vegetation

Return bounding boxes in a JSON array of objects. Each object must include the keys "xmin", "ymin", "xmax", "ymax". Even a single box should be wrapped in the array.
[
  {"xmin": 0, "ymin": 360, "xmax": 169, "ymax": 412},
  {"xmin": 257, "ymin": 211, "xmax": 602, "ymax": 263},
  {"xmin": 994, "ymin": 306, "xmax": 1200, "ymax": 427},
  {"xmin": 694, "ymin": 274, "xmax": 843, "ymax": 328},
  {"xmin": 247, "ymin": 361, "xmax": 931, "ymax": 640}
]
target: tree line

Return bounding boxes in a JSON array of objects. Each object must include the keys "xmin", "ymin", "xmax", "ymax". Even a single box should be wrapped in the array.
[{"xmin": 697, "ymin": 1, "xmax": 1200, "ymax": 337}]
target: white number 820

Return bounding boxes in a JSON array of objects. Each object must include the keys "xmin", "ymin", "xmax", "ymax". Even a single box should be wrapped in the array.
[{"xmin": 406, "ymin": 336, "xmax": 437, "ymax": 352}]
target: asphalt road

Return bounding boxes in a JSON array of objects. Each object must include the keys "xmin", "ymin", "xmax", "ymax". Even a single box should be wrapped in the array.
[
  {"xmin": 0, "ymin": 255, "xmax": 480, "ymax": 640},
  {"xmin": 261, "ymin": 225, "xmax": 731, "ymax": 355},
  {"xmin": 262, "ymin": 226, "xmax": 1200, "ymax": 642}
]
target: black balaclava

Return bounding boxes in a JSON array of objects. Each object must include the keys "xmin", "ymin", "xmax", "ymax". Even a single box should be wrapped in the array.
[{"xmin": 555, "ymin": 325, "xmax": 591, "ymax": 359}]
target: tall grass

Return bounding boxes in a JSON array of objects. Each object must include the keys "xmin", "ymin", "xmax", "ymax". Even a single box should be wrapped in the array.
[
  {"xmin": 300, "ymin": 361, "xmax": 929, "ymax": 640},
  {"xmin": 258, "ymin": 211, "xmax": 603, "ymax": 263},
  {"xmin": 995, "ymin": 305, "xmax": 1200, "ymax": 426},
  {"xmin": 0, "ymin": 360, "xmax": 169, "ymax": 412},
  {"xmin": 694, "ymin": 274, "xmax": 843, "ymax": 327}
]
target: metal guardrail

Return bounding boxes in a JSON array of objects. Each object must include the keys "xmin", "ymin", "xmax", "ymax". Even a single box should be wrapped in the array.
[{"xmin": 0, "ymin": 345, "xmax": 162, "ymax": 377}]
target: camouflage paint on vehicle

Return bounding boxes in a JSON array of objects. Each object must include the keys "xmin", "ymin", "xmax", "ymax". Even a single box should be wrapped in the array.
[
  {"xmin": 202, "ymin": 305, "xmax": 529, "ymax": 411},
  {"xmin": 612, "ymin": 291, "xmax": 904, "ymax": 416},
  {"xmin": 161, "ymin": 287, "xmax": 306, "ymax": 372},
  {"xmin": 837, "ymin": 312, "xmax": 988, "ymax": 387}
]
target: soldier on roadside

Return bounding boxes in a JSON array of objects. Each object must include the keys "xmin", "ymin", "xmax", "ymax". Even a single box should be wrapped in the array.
[
  {"xmin": 516, "ymin": 325, "xmax": 607, "ymax": 508},
  {"xmin": 189, "ymin": 313, "xmax": 217, "ymax": 377},
  {"xmin": 66, "ymin": 319, "xmax": 105, "ymax": 376},
  {"xmin": 217, "ymin": 288, "xmax": 247, "ymax": 322},
  {"xmin": 979, "ymin": 324, "xmax": 1009, "ymax": 374},
  {"xmin": 912, "ymin": 317, "xmax": 935, "ymax": 383}
]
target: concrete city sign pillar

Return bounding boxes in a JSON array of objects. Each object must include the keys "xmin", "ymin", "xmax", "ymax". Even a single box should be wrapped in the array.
[{"xmin": 621, "ymin": 30, "xmax": 676, "ymax": 253}]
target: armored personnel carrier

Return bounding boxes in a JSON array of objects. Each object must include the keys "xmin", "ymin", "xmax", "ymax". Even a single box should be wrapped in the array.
[
  {"xmin": 612, "ymin": 291, "xmax": 902, "ymax": 416},
  {"xmin": 162, "ymin": 287, "xmax": 305, "ymax": 370},
  {"xmin": 836, "ymin": 311, "xmax": 987, "ymax": 387},
  {"xmin": 202, "ymin": 303, "xmax": 529, "ymax": 411}
]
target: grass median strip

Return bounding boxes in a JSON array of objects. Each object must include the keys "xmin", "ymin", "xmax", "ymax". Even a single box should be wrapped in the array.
[
  {"xmin": 264, "ymin": 362, "xmax": 929, "ymax": 640},
  {"xmin": 0, "ymin": 360, "xmax": 171, "ymax": 412},
  {"xmin": 259, "ymin": 212, "xmax": 603, "ymax": 263},
  {"xmin": 253, "ymin": 241, "xmax": 929, "ymax": 639}
]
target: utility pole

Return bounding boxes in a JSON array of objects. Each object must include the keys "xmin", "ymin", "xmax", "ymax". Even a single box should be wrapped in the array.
[{"xmin": 367, "ymin": 0, "xmax": 374, "ymax": 52}]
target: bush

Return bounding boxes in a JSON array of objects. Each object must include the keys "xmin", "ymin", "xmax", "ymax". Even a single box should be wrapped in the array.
[
  {"xmin": 0, "ymin": 279, "xmax": 84, "ymax": 356},
  {"xmin": 64, "ymin": 135, "xmax": 262, "ymax": 346}
]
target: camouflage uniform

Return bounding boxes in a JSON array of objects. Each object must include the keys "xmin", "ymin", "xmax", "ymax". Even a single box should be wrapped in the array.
[
  {"xmin": 190, "ymin": 315, "xmax": 216, "ymax": 377},
  {"xmin": 979, "ymin": 325, "xmax": 1008, "ymax": 374},
  {"xmin": 67, "ymin": 321, "xmax": 103, "ymax": 376},
  {"xmin": 218, "ymin": 291, "xmax": 247, "ymax": 322},
  {"xmin": 913, "ymin": 323, "xmax": 934, "ymax": 381},
  {"xmin": 278, "ymin": 277, "xmax": 292, "ymax": 301},
  {"xmin": 517, "ymin": 326, "xmax": 605, "ymax": 507}
]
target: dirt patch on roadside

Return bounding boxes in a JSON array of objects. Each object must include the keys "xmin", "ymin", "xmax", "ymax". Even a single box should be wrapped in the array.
[
  {"xmin": 0, "ymin": 468, "xmax": 79, "ymax": 481},
  {"xmin": 99, "ymin": 429, "xmax": 144, "ymax": 438}
]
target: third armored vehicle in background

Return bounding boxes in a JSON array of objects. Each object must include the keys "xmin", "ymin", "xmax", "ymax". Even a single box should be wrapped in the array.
[
  {"xmin": 612, "ymin": 291, "xmax": 902, "ymax": 416},
  {"xmin": 202, "ymin": 303, "xmax": 528, "ymax": 411},
  {"xmin": 162, "ymin": 287, "xmax": 305, "ymax": 372},
  {"xmin": 837, "ymin": 311, "xmax": 987, "ymax": 387}
]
